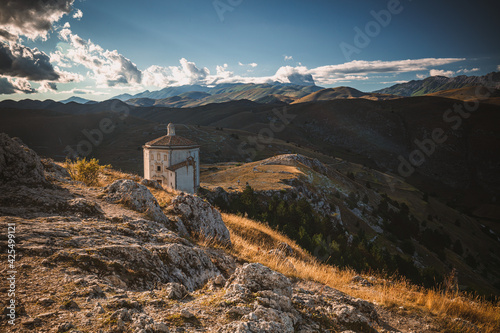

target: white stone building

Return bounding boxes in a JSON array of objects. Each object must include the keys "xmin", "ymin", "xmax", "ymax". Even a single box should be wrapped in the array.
[{"xmin": 143, "ymin": 123, "xmax": 200, "ymax": 193}]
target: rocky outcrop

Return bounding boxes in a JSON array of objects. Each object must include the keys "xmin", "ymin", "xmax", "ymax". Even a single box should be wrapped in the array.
[
  {"xmin": 219, "ymin": 263, "xmax": 379, "ymax": 332},
  {"xmin": 140, "ymin": 178, "xmax": 163, "ymax": 190},
  {"xmin": 105, "ymin": 179, "xmax": 169, "ymax": 224},
  {"xmin": 172, "ymin": 193, "xmax": 231, "ymax": 245},
  {"xmin": 261, "ymin": 153, "xmax": 329, "ymax": 175},
  {"xmin": 41, "ymin": 158, "xmax": 71, "ymax": 182},
  {"xmin": 0, "ymin": 133, "xmax": 47, "ymax": 186}
]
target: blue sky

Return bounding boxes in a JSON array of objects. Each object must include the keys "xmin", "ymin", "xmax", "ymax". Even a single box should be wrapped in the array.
[{"xmin": 1, "ymin": 0, "xmax": 499, "ymax": 101}]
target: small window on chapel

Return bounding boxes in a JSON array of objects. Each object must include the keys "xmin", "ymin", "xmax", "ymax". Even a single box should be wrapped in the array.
[{"xmin": 157, "ymin": 166, "xmax": 161, "ymax": 172}]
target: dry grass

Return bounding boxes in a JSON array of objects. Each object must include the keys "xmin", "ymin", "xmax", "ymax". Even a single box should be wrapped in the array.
[{"xmin": 221, "ymin": 212, "xmax": 500, "ymax": 333}]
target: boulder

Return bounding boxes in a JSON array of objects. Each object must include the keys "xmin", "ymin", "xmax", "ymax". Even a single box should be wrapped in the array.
[
  {"xmin": 172, "ymin": 193, "xmax": 231, "ymax": 245},
  {"xmin": 0, "ymin": 133, "xmax": 47, "ymax": 186},
  {"xmin": 225, "ymin": 263, "xmax": 292, "ymax": 298},
  {"xmin": 164, "ymin": 282, "xmax": 188, "ymax": 300},
  {"xmin": 140, "ymin": 178, "xmax": 163, "ymax": 190},
  {"xmin": 41, "ymin": 158, "xmax": 71, "ymax": 182},
  {"xmin": 105, "ymin": 179, "xmax": 168, "ymax": 224}
]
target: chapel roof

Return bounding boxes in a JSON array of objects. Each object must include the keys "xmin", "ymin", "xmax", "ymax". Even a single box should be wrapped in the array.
[{"xmin": 144, "ymin": 123, "xmax": 199, "ymax": 148}]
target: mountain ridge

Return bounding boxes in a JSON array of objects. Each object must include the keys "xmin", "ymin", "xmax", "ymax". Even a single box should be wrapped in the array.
[{"xmin": 374, "ymin": 72, "xmax": 500, "ymax": 96}]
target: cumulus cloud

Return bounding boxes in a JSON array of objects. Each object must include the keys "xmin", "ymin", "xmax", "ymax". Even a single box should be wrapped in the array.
[
  {"xmin": 141, "ymin": 57, "xmax": 468, "ymax": 87},
  {"xmin": 0, "ymin": 42, "xmax": 60, "ymax": 81},
  {"xmin": 39, "ymin": 81, "xmax": 57, "ymax": 92},
  {"xmin": 416, "ymin": 73, "xmax": 427, "ymax": 79},
  {"xmin": 497, "ymin": 65, "xmax": 500, "ymax": 71},
  {"xmin": 142, "ymin": 58, "xmax": 210, "ymax": 87},
  {"xmin": 0, "ymin": 76, "xmax": 35, "ymax": 94},
  {"xmin": 0, "ymin": 0, "xmax": 74, "ymax": 40},
  {"xmin": 0, "ymin": 29, "xmax": 17, "ymax": 41},
  {"xmin": 73, "ymin": 9, "xmax": 83, "ymax": 20},
  {"xmin": 53, "ymin": 29, "xmax": 142, "ymax": 86},
  {"xmin": 429, "ymin": 69, "xmax": 455, "ymax": 77},
  {"xmin": 284, "ymin": 55, "xmax": 293, "ymax": 61}
]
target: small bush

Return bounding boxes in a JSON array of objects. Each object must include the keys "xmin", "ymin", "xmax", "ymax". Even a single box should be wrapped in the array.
[{"xmin": 65, "ymin": 158, "xmax": 110, "ymax": 186}]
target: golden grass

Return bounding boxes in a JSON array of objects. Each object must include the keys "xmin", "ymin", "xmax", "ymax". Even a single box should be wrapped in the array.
[{"xmin": 221, "ymin": 212, "xmax": 500, "ymax": 333}]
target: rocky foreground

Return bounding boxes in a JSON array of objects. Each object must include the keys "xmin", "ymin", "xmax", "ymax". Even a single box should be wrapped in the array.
[{"xmin": 0, "ymin": 133, "xmax": 448, "ymax": 332}]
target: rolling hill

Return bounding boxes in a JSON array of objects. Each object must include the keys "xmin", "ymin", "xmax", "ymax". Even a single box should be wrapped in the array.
[
  {"xmin": 201, "ymin": 154, "xmax": 500, "ymax": 296},
  {"xmin": 426, "ymin": 86, "xmax": 500, "ymax": 105},
  {"xmin": 292, "ymin": 86, "xmax": 399, "ymax": 104},
  {"xmin": 118, "ymin": 83, "xmax": 323, "ymax": 108},
  {"xmin": 374, "ymin": 72, "xmax": 500, "ymax": 96}
]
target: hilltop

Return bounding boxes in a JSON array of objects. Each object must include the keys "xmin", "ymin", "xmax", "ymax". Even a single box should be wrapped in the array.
[
  {"xmin": 292, "ymin": 87, "xmax": 398, "ymax": 104},
  {"xmin": 200, "ymin": 154, "xmax": 500, "ymax": 296},
  {"xmin": 374, "ymin": 72, "xmax": 500, "ymax": 97},
  {"xmin": 1, "ymin": 133, "xmax": 499, "ymax": 332}
]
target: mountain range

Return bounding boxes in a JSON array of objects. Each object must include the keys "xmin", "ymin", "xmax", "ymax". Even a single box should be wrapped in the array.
[
  {"xmin": 375, "ymin": 72, "xmax": 500, "ymax": 96},
  {"xmin": 43, "ymin": 72, "xmax": 500, "ymax": 109}
]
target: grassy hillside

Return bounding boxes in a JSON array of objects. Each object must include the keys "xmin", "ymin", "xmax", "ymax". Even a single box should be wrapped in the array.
[
  {"xmin": 292, "ymin": 87, "xmax": 399, "ymax": 104},
  {"xmin": 99, "ymin": 163, "xmax": 500, "ymax": 332},
  {"xmin": 200, "ymin": 155, "xmax": 500, "ymax": 298}
]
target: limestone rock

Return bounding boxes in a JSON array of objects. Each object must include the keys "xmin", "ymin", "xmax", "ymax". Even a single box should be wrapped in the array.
[
  {"xmin": 225, "ymin": 263, "xmax": 292, "ymax": 298},
  {"xmin": 41, "ymin": 158, "xmax": 71, "ymax": 182},
  {"xmin": 140, "ymin": 178, "xmax": 163, "ymax": 190},
  {"xmin": 105, "ymin": 179, "xmax": 169, "ymax": 223},
  {"xmin": 164, "ymin": 282, "xmax": 188, "ymax": 300},
  {"xmin": 172, "ymin": 193, "xmax": 231, "ymax": 245},
  {"xmin": 0, "ymin": 133, "xmax": 47, "ymax": 186}
]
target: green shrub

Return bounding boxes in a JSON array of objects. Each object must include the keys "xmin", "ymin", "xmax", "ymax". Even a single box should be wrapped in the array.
[{"xmin": 65, "ymin": 158, "xmax": 110, "ymax": 186}]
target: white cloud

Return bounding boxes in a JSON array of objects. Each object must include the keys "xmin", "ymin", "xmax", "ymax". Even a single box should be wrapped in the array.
[
  {"xmin": 380, "ymin": 80, "xmax": 409, "ymax": 84},
  {"xmin": 53, "ymin": 29, "xmax": 142, "ymax": 87},
  {"xmin": 429, "ymin": 69, "xmax": 455, "ymax": 77},
  {"xmin": 58, "ymin": 88, "xmax": 108, "ymax": 95},
  {"xmin": 141, "ymin": 57, "xmax": 467, "ymax": 87},
  {"xmin": 456, "ymin": 68, "xmax": 479, "ymax": 74},
  {"xmin": 73, "ymin": 9, "xmax": 83, "ymax": 20},
  {"xmin": 284, "ymin": 55, "xmax": 293, "ymax": 61},
  {"xmin": 142, "ymin": 58, "xmax": 210, "ymax": 87},
  {"xmin": 416, "ymin": 74, "xmax": 427, "ymax": 79},
  {"xmin": 39, "ymin": 81, "xmax": 57, "ymax": 92},
  {"xmin": 238, "ymin": 62, "xmax": 258, "ymax": 68},
  {"xmin": 497, "ymin": 65, "xmax": 500, "ymax": 71}
]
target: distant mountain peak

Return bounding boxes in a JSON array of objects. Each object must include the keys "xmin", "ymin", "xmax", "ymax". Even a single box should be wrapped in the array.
[
  {"xmin": 374, "ymin": 72, "xmax": 500, "ymax": 97},
  {"xmin": 60, "ymin": 96, "xmax": 94, "ymax": 104}
]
